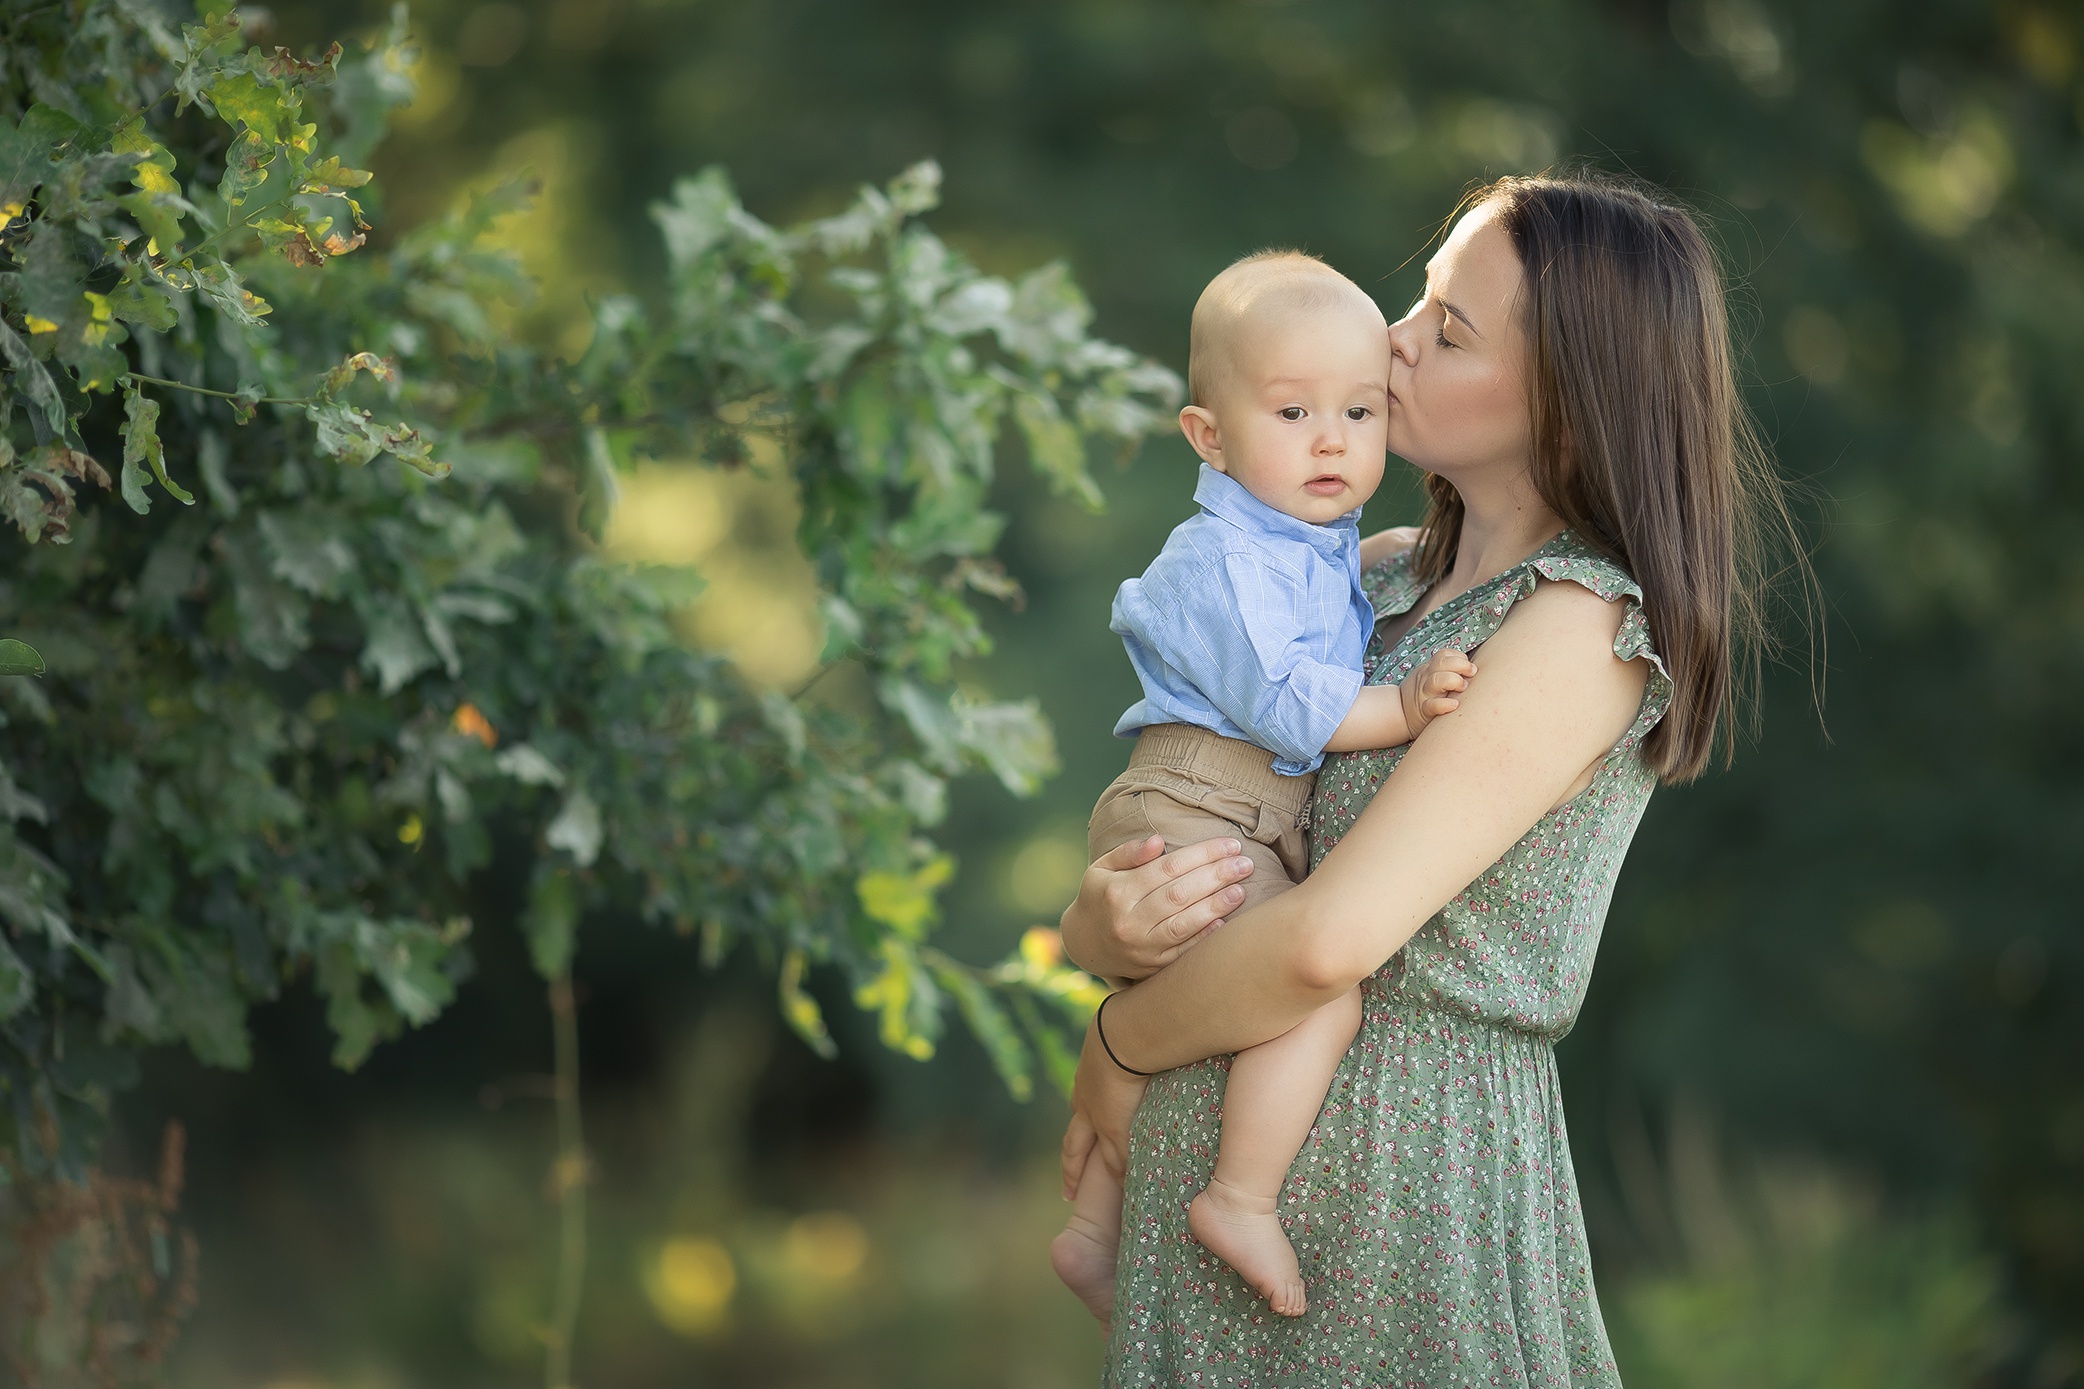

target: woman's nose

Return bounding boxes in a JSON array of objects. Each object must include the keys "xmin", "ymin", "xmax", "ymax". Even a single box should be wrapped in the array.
[{"xmin": 1387, "ymin": 315, "xmax": 1419, "ymax": 366}]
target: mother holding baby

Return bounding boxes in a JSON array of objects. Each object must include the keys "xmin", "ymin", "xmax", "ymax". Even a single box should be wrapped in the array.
[{"xmin": 1057, "ymin": 170, "xmax": 1788, "ymax": 1387}]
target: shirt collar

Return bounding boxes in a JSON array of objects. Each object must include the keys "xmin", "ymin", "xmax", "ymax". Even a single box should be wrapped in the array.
[{"xmin": 1192, "ymin": 463, "xmax": 1361, "ymax": 559}]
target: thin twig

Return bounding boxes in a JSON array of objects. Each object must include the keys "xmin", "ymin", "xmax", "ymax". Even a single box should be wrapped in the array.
[
  {"xmin": 544, "ymin": 971, "xmax": 587, "ymax": 1389},
  {"xmin": 122, "ymin": 373, "xmax": 311, "ymax": 407},
  {"xmin": 788, "ymin": 659, "xmax": 839, "ymax": 703}
]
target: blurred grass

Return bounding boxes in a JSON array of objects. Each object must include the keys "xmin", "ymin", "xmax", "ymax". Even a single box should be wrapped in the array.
[{"xmin": 161, "ymin": 1004, "xmax": 1104, "ymax": 1389}]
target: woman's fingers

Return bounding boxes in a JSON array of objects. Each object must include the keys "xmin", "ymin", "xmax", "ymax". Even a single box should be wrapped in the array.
[
  {"xmin": 1127, "ymin": 834, "xmax": 1241, "ymax": 893},
  {"xmin": 1152, "ymin": 919, "xmax": 1221, "ymax": 968},
  {"xmin": 1091, "ymin": 832, "xmax": 1169, "ymax": 873},
  {"xmin": 1061, "ymin": 1110, "xmax": 1098, "ymax": 1200},
  {"xmin": 1107, "ymin": 837, "xmax": 1249, "ymax": 928},
  {"xmin": 1074, "ymin": 834, "xmax": 1256, "ymax": 976},
  {"xmin": 1142, "ymin": 854, "xmax": 1254, "ymax": 946}
]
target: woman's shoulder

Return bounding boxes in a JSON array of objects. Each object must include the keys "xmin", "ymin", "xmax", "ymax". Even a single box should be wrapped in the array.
[{"xmin": 1492, "ymin": 530, "xmax": 1673, "ymax": 731}]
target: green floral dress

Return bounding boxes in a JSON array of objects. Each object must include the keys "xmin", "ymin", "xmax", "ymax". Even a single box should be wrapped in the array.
[{"xmin": 1106, "ymin": 532, "xmax": 1672, "ymax": 1389}]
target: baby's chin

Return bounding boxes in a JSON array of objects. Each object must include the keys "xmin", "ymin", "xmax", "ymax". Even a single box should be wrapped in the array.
[{"xmin": 1278, "ymin": 490, "xmax": 1363, "ymax": 524}]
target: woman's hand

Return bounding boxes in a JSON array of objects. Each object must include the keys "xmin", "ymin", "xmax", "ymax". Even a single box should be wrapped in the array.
[
  {"xmin": 1060, "ymin": 1010, "xmax": 1149, "ymax": 1200},
  {"xmin": 1058, "ymin": 834, "xmax": 1258, "ymax": 981},
  {"xmin": 1358, "ymin": 524, "xmax": 1424, "ymax": 570}
]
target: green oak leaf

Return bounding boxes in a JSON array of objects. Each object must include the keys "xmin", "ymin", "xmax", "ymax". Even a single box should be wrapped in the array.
[{"xmin": 0, "ymin": 640, "xmax": 44, "ymax": 677}]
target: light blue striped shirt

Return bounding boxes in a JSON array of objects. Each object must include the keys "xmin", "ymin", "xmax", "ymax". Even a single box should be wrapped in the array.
[{"xmin": 1111, "ymin": 464, "xmax": 1375, "ymax": 776}]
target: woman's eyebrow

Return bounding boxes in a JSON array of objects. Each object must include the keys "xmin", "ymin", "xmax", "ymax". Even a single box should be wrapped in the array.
[{"xmin": 1440, "ymin": 298, "xmax": 1483, "ymax": 338}]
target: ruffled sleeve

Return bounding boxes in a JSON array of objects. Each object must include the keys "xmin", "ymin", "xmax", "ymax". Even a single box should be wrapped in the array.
[
  {"xmin": 1373, "ymin": 531, "xmax": 1674, "ymax": 758},
  {"xmin": 1521, "ymin": 538, "xmax": 1675, "ymax": 753}
]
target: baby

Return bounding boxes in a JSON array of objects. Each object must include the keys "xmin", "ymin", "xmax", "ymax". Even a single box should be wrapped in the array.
[{"xmin": 1052, "ymin": 251, "xmax": 1473, "ymax": 1322}]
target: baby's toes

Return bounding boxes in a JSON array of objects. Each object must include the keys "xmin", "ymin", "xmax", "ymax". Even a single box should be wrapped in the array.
[{"xmin": 1274, "ymin": 1279, "xmax": 1308, "ymax": 1317}]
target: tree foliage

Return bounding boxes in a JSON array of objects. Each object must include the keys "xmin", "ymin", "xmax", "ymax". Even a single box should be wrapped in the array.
[{"xmin": 0, "ymin": 1, "xmax": 1158, "ymax": 1174}]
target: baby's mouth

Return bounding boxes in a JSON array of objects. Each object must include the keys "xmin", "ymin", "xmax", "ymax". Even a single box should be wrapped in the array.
[{"xmin": 1304, "ymin": 474, "xmax": 1347, "ymax": 496}]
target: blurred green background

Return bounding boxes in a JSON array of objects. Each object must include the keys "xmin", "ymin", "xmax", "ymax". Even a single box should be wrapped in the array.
[{"xmin": 106, "ymin": 0, "xmax": 2081, "ymax": 1385}]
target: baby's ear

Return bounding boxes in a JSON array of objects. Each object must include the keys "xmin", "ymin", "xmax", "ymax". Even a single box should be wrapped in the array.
[{"xmin": 1178, "ymin": 405, "xmax": 1224, "ymax": 466}]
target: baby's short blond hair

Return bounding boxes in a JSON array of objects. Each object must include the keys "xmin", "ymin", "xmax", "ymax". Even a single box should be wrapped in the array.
[{"xmin": 1187, "ymin": 250, "xmax": 1383, "ymax": 408}]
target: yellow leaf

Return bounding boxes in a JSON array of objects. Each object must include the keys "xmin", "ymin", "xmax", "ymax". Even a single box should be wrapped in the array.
[
  {"xmin": 207, "ymin": 72, "xmax": 289, "ymax": 144},
  {"xmin": 135, "ymin": 162, "xmax": 179, "ymax": 197},
  {"xmin": 853, "ymin": 939, "xmax": 935, "ymax": 1059},
  {"xmin": 23, "ymin": 315, "xmax": 57, "ymax": 334},
  {"xmin": 450, "ymin": 702, "xmax": 498, "ymax": 747},
  {"xmin": 0, "ymin": 201, "xmax": 23, "ymax": 223},
  {"xmin": 1019, "ymin": 925, "xmax": 1065, "ymax": 969},
  {"xmin": 108, "ymin": 117, "xmax": 152, "ymax": 156},
  {"xmin": 81, "ymin": 292, "xmax": 112, "ymax": 347},
  {"xmin": 778, "ymin": 949, "xmax": 834, "ymax": 1056},
  {"xmin": 855, "ymin": 854, "xmax": 955, "ymax": 938}
]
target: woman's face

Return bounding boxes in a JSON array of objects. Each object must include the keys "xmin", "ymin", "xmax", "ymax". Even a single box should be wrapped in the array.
[{"xmin": 1385, "ymin": 201, "xmax": 1533, "ymax": 485}]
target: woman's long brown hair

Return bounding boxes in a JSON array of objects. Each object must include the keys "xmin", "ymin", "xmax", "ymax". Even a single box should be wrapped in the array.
[{"xmin": 1410, "ymin": 171, "xmax": 1809, "ymax": 785}]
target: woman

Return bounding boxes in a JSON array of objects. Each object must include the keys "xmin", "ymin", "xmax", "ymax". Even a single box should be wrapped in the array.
[{"xmin": 1058, "ymin": 172, "xmax": 1787, "ymax": 1386}]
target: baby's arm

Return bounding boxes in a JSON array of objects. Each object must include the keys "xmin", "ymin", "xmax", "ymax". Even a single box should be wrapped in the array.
[
  {"xmin": 1357, "ymin": 524, "xmax": 1424, "ymax": 570},
  {"xmin": 1320, "ymin": 648, "xmax": 1474, "ymax": 753}
]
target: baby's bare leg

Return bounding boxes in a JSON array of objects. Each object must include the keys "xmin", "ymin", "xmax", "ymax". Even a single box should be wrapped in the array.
[
  {"xmin": 1050, "ymin": 1153, "xmax": 1124, "ymax": 1328},
  {"xmin": 1072, "ymin": 766, "xmax": 1301, "ymax": 1325},
  {"xmin": 1188, "ymin": 985, "xmax": 1364, "ymax": 1317}
]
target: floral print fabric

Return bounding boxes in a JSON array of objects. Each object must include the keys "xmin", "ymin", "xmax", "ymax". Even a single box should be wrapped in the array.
[{"xmin": 1106, "ymin": 532, "xmax": 1673, "ymax": 1388}]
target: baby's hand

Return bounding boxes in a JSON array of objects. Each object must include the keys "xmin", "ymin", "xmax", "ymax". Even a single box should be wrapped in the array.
[{"xmin": 1399, "ymin": 648, "xmax": 1475, "ymax": 739}]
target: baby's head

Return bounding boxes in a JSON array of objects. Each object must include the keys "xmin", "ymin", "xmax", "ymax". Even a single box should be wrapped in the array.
[{"xmin": 1183, "ymin": 251, "xmax": 1392, "ymax": 525}]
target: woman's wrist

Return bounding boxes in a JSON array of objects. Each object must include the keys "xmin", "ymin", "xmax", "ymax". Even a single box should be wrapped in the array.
[{"xmin": 1095, "ymin": 992, "xmax": 1155, "ymax": 1077}]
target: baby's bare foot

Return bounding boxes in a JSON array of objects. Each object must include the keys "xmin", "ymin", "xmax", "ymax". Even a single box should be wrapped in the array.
[
  {"xmin": 1188, "ymin": 1179, "xmax": 1306, "ymax": 1316},
  {"xmin": 1051, "ymin": 1216, "xmax": 1118, "ymax": 1329}
]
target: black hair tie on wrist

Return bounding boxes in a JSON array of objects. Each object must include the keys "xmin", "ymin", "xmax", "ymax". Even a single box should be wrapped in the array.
[{"xmin": 1096, "ymin": 992, "xmax": 1155, "ymax": 1077}]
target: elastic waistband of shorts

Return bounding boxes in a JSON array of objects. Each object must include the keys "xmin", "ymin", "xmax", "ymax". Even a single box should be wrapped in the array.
[{"xmin": 1125, "ymin": 724, "xmax": 1314, "ymax": 819}]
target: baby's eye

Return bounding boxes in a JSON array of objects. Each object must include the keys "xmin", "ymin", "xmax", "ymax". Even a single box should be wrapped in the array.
[
  {"xmin": 1278, "ymin": 406, "xmax": 1306, "ymax": 421},
  {"xmin": 1345, "ymin": 406, "xmax": 1372, "ymax": 422}
]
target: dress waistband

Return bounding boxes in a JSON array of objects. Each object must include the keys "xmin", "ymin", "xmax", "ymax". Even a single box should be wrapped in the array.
[{"xmin": 1126, "ymin": 724, "xmax": 1314, "ymax": 821}]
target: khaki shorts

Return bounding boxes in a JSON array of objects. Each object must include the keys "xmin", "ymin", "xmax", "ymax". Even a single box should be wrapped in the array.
[{"xmin": 1086, "ymin": 724, "xmax": 1313, "ymax": 914}]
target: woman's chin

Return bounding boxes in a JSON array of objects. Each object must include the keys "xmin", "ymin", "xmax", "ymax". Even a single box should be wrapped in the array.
[{"xmin": 1388, "ymin": 445, "xmax": 1445, "ymax": 478}]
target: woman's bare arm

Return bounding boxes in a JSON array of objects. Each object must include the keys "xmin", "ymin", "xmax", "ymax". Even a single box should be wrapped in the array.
[{"xmin": 1094, "ymin": 581, "xmax": 1649, "ymax": 1071}]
